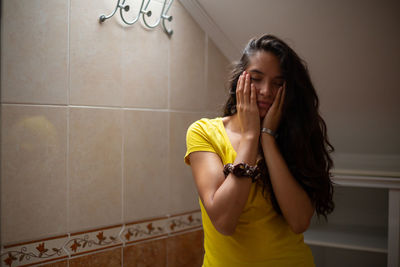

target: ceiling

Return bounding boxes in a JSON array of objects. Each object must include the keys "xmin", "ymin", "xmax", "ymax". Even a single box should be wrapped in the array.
[{"xmin": 180, "ymin": 0, "xmax": 400, "ymax": 61}]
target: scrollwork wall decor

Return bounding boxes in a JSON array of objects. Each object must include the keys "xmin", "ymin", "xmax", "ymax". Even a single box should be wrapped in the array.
[{"xmin": 99, "ymin": 0, "xmax": 174, "ymax": 36}]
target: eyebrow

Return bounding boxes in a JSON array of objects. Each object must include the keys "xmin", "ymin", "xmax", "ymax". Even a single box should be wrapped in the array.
[{"xmin": 249, "ymin": 69, "xmax": 284, "ymax": 80}]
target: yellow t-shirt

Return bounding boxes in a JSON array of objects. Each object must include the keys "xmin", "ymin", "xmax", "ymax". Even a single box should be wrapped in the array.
[{"xmin": 184, "ymin": 117, "xmax": 315, "ymax": 267}]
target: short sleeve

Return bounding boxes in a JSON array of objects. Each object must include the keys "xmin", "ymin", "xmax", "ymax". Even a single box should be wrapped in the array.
[{"xmin": 184, "ymin": 120, "xmax": 216, "ymax": 165}]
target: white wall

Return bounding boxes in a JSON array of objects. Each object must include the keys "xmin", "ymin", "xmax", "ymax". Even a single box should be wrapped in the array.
[{"xmin": 190, "ymin": 0, "xmax": 400, "ymax": 172}]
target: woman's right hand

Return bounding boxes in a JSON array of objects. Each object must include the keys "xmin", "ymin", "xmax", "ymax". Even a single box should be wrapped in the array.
[{"xmin": 236, "ymin": 71, "xmax": 260, "ymax": 139}]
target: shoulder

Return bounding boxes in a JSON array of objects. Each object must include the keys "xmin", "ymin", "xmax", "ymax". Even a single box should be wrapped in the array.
[
  {"xmin": 185, "ymin": 117, "xmax": 222, "ymax": 165},
  {"xmin": 187, "ymin": 117, "xmax": 222, "ymax": 135}
]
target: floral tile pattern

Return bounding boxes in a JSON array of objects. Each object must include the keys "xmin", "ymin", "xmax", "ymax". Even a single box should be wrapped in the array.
[
  {"xmin": 1, "ymin": 235, "xmax": 68, "ymax": 267},
  {"xmin": 168, "ymin": 211, "xmax": 202, "ymax": 233},
  {"xmin": 122, "ymin": 218, "xmax": 168, "ymax": 244},
  {"xmin": 65, "ymin": 225, "xmax": 123, "ymax": 256},
  {"xmin": 0, "ymin": 210, "xmax": 202, "ymax": 266}
]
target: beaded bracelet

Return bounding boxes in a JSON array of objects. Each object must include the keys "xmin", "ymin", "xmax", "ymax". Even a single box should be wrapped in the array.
[{"xmin": 223, "ymin": 162, "xmax": 262, "ymax": 183}]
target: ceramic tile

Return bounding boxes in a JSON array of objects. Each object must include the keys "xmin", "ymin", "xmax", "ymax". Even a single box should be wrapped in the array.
[
  {"xmin": 167, "ymin": 211, "xmax": 202, "ymax": 234},
  {"xmin": 122, "ymin": 2, "xmax": 169, "ymax": 109},
  {"xmin": 69, "ymin": 108, "xmax": 123, "ymax": 232},
  {"xmin": 1, "ymin": 235, "xmax": 68, "ymax": 267},
  {"xmin": 169, "ymin": 112, "xmax": 210, "ymax": 214},
  {"xmin": 123, "ymin": 238, "xmax": 167, "ymax": 267},
  {"xmin": 69, "ymin": 247, "xmax": 121, "ymax": 267},
  {"xmin": 69, "ymin": 0, "xmax": 124, "ymax": 106},
  {"xmin": 167, "ymin": 230, "xmax": 204, "ymax": 267},
  {"xmin": 66, "ymin": 225, "xmax": 123, "ymax": 256},
  {"xmin": 0, "ymin": 209, "xmax": 202, "ymax": 266},
  {"xmin": 169, "ymin": 2, "xmax": 206, "ymax": 111},
  {"xmin": 122, "ymin": 217, "xmax": 168, "ymax": 245},
  {"xmin": 1, "ymin": 105, "xmax": 68, "ymax": 243},
  {"xmin": 124, "ymin": 110, "xmax": 169, "ymax": 221},
  {"xmin": 207, "ymin": 39, "xmax": 231, "ymax": 114},
  {"xmin": 1, "ymin": 0, "xmax": 68, "ymax": 104},
  {"xmin": 40, "ymin": 260, "xmax": 68, "ymax": 267}
]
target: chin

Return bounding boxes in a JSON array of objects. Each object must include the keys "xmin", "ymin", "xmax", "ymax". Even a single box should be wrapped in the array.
[
  {"xmin": 259, "ymin": 109, "xmax": 267, "ymax": 118},
  {"xmin": 259, "ymin": 106, "xmax": 271, "ymax": 118},
  {"xmin": 259, "ymin": 112, "xmax": 267, "ymax": 118}
]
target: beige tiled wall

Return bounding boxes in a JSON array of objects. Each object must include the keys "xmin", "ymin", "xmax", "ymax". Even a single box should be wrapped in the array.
[
  {"xmin": 124, "ymin": 110, "xmax": 169, "ymax": 221},
  {"xmin": 1, "ymin": 0, "xmax": 229, "ymax": 247},
  {"xmin": 1, "ymin": 0, "xmax": 69, "ymax": 104},
  {"xmin": 69, "ymin": 108, "xmax": 123, "ymax": 231},
  {"xmin": 169, "ymin": 3, "xmax": 206, "ymax": 111},
  {"xmin": 1, "ymin": 105, "xmax": 68, "ymax": 242}
]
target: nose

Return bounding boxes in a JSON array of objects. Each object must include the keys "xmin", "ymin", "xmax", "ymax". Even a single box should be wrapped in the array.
[{"xmin": 258, "ymin": 83, "xmax": 272, "ymax": 97}]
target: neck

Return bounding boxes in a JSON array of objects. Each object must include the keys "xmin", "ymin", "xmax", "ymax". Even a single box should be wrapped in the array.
[{"xmin": 225, "ymin": 113, "xmax": 241, "ymax": 133}]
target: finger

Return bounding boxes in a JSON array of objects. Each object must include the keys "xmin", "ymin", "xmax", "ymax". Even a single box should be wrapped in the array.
[
  {"xmin": 270, "ymin": 86, "xmax": 282, "ymax": 111},
  {"xmin": 278, "ymin": 82, "xmax": 286, "ymax": 110},
  {"xmin": 243, "ymin": 73, "xmax": 250, "ymax": 104},
  {"xmin": 236, "ymin": 74, "xmax": 243, "ymax": 105},
  {"xmin": 238, "ymin": 72, "xmax": 247, "ymax": 105},
  {"xmin": 250, "ymin": 83, "xmax": 257, "ymax": 105}
]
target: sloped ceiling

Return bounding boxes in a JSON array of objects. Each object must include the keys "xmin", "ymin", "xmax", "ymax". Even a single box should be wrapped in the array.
[{"xmin": 179, "ymin": 0, "xmax": 400, "ymax": 172}]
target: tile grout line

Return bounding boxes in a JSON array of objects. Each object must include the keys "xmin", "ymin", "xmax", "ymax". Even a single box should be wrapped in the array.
[
  {"xmin": 0, "ymin": 0, "xmax": 3, "ymax": 251},
  {"xmin": 120, "ymin": 110, "xmax": 126, "ymax": 260},
  {"xmin": 62, "ymin": 233, "xmax": 71, "ymax": 259},
  {"xmin": 121, "ymin": 19, "xmax": 126, "ymax": 256},
  {"xmin": 67, "ymin": 0, "xmax": 71, "ymax": 107},
  {"xmin": 167, "ymin": 4, "xmax": 171, "ymax": 113},
  {"xmin": 66, "ymin": 0, "xmax": 71, "ymax": 246},
  {"xmin": 166, "ymin": 16, "xmax": 171, "ymax": 267},
  {"xmin": 166, "ymin": 113, "xmax": 171, "ymax": 267},
  {"xmin": 121, "ymin": 106, "xmax": 125, "ymax": 224},
  {"xmin": 167, "ymin": 12, "xmax": 172, "ymax": 114},
  {"xmin": 1, "ymin": 102, "xmax": 68, "ymax": 107},
  {"xmin": 0, "ymin": 103, "xmax": 214, "ymax": 115},
  {"xmin": 121, "ymin": 244, "xmax": 124, "ymax": 267},
  {"xmin": 205, "ymin": 33, "xmax": 208, "ymax": 103}
]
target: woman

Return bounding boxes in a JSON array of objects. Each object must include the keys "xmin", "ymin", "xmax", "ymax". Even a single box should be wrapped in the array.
[{"xmin": 184, "ymin": 34, "xmax": 334, "ymax": 266}]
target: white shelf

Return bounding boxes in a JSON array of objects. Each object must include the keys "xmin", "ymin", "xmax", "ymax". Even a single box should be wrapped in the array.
[
  {"xmin": 332, "ymin": 173, "xmax": 400, "ymax": 189},
  {"xmin": 305, "ymin": 167, "xmax": 400, "ymax": 266},
  {"xmin": 304, "ymin": 224, "xmax": 387, "ymax": 254},
  {"xmin": 333, "ymin": 169, "xmax": 400, "ymax": 179}
]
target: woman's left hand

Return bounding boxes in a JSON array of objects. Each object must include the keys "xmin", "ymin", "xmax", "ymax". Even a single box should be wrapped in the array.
[{"xmin": 262, "ymin": 83, "xmax": 286, "ymax": 132}]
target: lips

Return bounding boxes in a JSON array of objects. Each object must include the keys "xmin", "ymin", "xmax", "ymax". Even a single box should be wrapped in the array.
[{"xmin": 257, "ymin": 101, "xmax": 271, "ymax": 109}]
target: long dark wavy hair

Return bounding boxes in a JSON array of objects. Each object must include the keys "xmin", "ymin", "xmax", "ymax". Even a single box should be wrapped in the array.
[{"xmin": 224, "ymin": 34, "xmax": 335, "ymax": 219}]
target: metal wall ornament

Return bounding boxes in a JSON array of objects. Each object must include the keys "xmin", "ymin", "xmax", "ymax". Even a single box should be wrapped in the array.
[{"xmin": 99, "ymin": 0, "xmax": 174, "ymax": 36}]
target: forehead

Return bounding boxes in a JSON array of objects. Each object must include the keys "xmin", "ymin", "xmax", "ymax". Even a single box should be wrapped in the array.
[{"xmin": 247, "ymin": 51, "xmax": 282, "ymax": 76}]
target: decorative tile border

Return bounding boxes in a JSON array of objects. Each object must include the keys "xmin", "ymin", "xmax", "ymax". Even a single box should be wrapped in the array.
[
  {"xmin": 1, "ymin": 210, "xmax": 202, "ymax": 267},
  {"xmin": 168, "ymin": 211, "xmax": 202, "ymax": 234},
  {"xmin": 121, "ymin": 210, "xmax": 203, "ymax": 245},
  {"xmin": 123, "ymin": 217, "xmax": 168, "ymax": 244},
  {"xmin": 65, "ymin": 224, "xmax": 123, "ymax": 256},
  {"xmin": 1, "ymin": 235, "xmax": 68, "ymax": 267}
]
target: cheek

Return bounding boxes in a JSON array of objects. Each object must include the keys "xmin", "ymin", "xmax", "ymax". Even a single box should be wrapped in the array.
[{"xmin": 272, "ymin": 88, "xmax": 280, "ymax": 100}]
